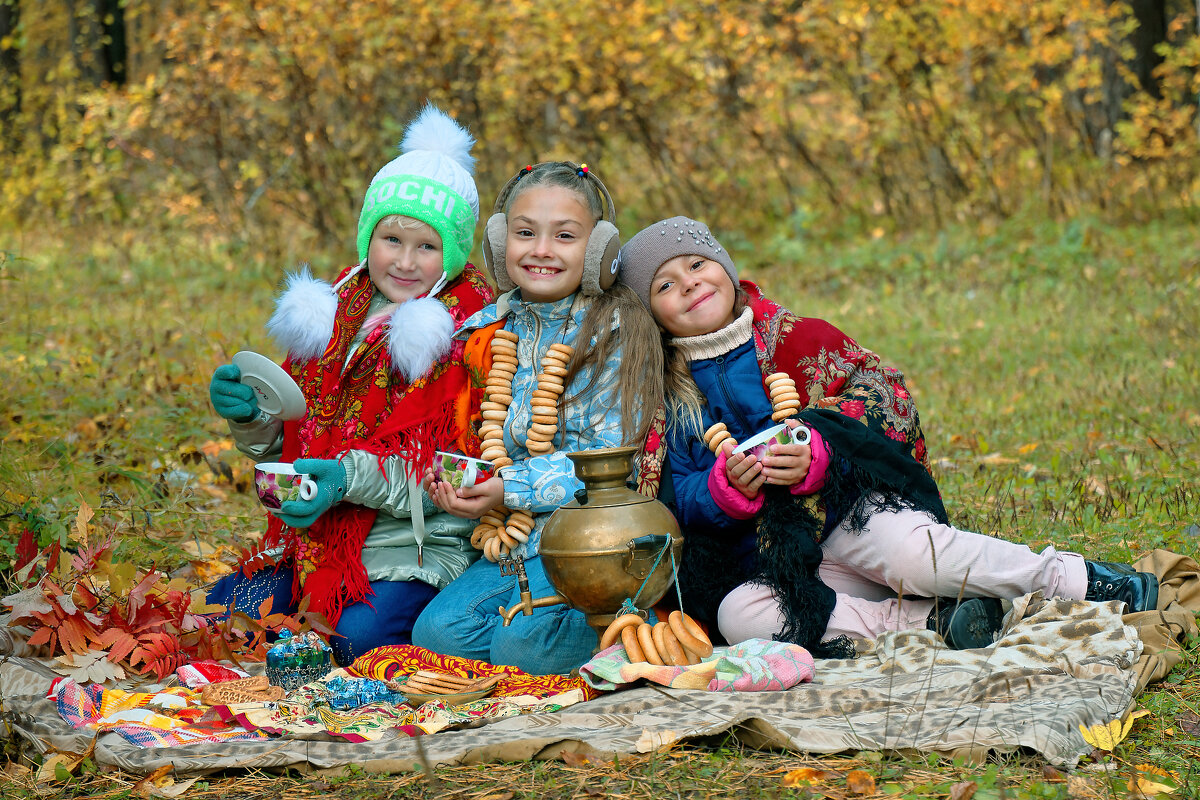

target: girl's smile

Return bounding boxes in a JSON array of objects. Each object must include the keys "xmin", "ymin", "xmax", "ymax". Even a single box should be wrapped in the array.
[
  {"xmin": 649, "ymin": 255, "xmax": 737, "ymax": 337},
  {"xmin": 505, "ymin": 186, "xmax": 593, "ymax": 302},
  {"xmin": 687, "ymin": 290, "xmax": 717, "ymax": 312}
]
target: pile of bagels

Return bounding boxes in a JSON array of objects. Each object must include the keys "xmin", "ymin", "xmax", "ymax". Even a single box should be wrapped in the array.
[
  {"xmin": 396, "ymin": 669, "xmax": 503, "ymax": 696},
  {"xmin": 601, "ymin": 610, "xmax": 713, "ymax": 666}
]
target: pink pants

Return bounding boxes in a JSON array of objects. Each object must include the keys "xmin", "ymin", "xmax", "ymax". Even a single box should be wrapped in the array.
[{"xmin": 716, "ymin": 499, "xmax": 1089, "ymax": 644}]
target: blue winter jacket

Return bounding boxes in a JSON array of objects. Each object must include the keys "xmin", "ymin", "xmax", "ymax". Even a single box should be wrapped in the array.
[{"xmin": 665, "ymin": 337, "xmax": 774, "ymax": 581}]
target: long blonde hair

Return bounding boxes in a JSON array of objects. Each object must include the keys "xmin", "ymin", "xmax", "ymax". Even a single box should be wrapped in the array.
[{"xmin": 564, "ymin": 284, "xmax": 662, "ymax": 446}]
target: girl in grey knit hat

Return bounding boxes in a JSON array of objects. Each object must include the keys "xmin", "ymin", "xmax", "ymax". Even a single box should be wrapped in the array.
[{"xmin": 619, "ymin": 217, "xmax": 1156, "ymax": 656}]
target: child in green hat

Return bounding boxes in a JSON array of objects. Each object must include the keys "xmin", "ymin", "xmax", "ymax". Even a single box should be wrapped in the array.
[{"xmin": 206, "ymin": 104, "xmax": 494, "ymax": 666}]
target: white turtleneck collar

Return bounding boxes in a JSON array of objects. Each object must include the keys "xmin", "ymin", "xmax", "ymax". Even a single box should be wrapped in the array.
[{"xmin": 668, "ymin": 306, "xmax": 754, "ymax": 362}]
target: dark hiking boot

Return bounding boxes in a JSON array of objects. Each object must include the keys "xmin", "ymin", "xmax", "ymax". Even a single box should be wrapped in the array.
[
  {"xmin": 1084, "ymin": 561, "xmax": 1159, "ymax": 613},
  {"xmin": 927, "ymin": 597, "xmax": 1005, "ymax": 650}
]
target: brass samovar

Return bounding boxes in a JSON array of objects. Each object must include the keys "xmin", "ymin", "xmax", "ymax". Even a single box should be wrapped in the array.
[{"xmin": 498, "ymin": 446, "xmax": 682, "ymax": 644}]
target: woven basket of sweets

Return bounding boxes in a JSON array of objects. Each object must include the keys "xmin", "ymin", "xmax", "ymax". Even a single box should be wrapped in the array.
[{"xmin": 265, "ymin": 629, "xmax": 333, "ymax": 691}]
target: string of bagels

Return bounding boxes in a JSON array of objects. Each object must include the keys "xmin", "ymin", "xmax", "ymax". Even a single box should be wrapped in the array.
[
  {"xmin": 702, "ymin": 372, "xmax": 801, "ymax": 455},
  {"xmin": 468, "ymin": 331, "xmax": 574, "ymax": 562}
]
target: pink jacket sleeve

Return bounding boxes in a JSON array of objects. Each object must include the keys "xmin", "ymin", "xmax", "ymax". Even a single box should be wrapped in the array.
[
  {"xmin": 708, "ymin": 451, "xmax": 765, "ymax": 519},
  {"xmin": 790, "ymin": 426, "xmax": 830, "ymax": 496}
]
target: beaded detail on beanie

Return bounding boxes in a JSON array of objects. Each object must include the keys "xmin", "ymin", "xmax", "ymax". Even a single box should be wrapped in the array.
[{"xmin": 617, "ymin": 216, "xmax": 738, "ymax": 310}]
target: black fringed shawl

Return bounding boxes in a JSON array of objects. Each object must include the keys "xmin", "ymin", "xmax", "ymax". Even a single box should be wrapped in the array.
[
  {"xmin": 750, "ymin": 408, "xmax": 947, "ymax": 657},
  {"xmin": 641, "ymin": 282, "xmax": 940, "ymax": 657}
]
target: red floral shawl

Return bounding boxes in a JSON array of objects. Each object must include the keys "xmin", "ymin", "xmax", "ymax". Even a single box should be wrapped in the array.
[
  {"xmin": 635, "ymin": 280, "xmax": 928, "ymax": 495},
  {"xmin": 260, "ymin": 264, "xmax": 494, "ymax": 625}
]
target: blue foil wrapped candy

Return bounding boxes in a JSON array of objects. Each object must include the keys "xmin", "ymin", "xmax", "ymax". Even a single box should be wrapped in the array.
[{"xmin": 322, "ymin": 676, "xmax": 406, "ymax": 710}]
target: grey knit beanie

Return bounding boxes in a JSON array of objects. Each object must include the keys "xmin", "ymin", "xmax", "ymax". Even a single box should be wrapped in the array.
[{"xmin": 617, "ymin": 216, "xmax": 738, "ymax": 309}]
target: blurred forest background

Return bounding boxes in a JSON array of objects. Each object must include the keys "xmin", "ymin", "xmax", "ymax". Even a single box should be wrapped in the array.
[{"xmin": 1, "ymin": 0, "xmax": 1198, "ymax": 267}]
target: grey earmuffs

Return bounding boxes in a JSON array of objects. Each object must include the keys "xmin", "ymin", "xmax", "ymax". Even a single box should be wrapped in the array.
[{"xmin": 481, "ymin": 162, "xmax": 621, "ymax": 297}]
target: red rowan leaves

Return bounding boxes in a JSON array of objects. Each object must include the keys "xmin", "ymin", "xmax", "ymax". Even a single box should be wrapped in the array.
[{"xmin": 4, "ymin": 505, "xmax": 328, "ymax": 682}]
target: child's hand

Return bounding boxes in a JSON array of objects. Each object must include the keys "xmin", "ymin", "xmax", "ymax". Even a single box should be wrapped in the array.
[
  {"xmin": 421, "ymin": 466, "xmax": 438, "ymax": 494},
  {"xmin": 761, "ymin": 441, "xmax": 812, "ymax": 486},
  {"xmin": 209, "ymin": 364, "xmax": 259, "ymax": 423},
  {"xmin": 721, "ymin": 441, "xmax": 765, "ymax": 500},
  {"xmin": 427, "ymin": 475, "xmax": 505, "ymax": 519},
  {"xmin": 271, "ymin": 458, "xmax": 347, "ymax": 528}
]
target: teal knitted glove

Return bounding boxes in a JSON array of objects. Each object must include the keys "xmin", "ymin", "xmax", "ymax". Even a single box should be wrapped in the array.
[
  {"xmin": 271, "ymin": 458, "xmax": 348, "ymax": 529},
  {"xmin": 209, "ymin": 364, "xmax": 259, "ymax": 423}
]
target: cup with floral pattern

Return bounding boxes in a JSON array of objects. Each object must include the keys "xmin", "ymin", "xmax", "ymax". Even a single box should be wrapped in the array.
[
  {"xmin": 434, "ymin": 451, "xmax": 495, "ymax": 489},
  {"xmin": 254, "ymin": 462, "xmax": 318, "ymax": 510},
  {"xmin": 732, "ymin": 423, "xmax": 812, "ymax": 462}
]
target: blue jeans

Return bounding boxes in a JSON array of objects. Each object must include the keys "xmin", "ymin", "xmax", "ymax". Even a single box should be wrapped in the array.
[
  {"xmin": 207, "ymin": 565, "xmax": 438, "ymax": 667},
  {"xmin": 411, "ymin": 555, "xmax": 598, "ymax": 675}
]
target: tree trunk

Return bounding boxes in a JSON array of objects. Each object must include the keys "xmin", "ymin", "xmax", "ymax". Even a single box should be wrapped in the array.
[
  {"xmin": 1126, "ymin": 0, "xmax": 1167, "ymax": 98},
  {"xmin": 0, "ymin": 0, "xmax": 18, "ymax": 139},
  {"xmin": 67, "ymin": 0, "xmax": 125, "ymax": 86},
  {"xmin": 97, "ymin": 0, "xmax": 126, "ymax": 85}
]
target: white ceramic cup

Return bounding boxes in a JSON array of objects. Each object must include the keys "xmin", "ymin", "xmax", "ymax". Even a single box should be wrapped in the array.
[
  {"xmin": 733, "ymin": 422, "xmax": 811, "ymax": 460},
  {"xmin": 253, "ymin": 462, "xmax": 318, "ymax": 510}
]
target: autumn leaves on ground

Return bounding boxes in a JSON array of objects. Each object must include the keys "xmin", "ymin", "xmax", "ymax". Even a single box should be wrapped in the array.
[{"xmin": 3, "ymin": 0, "xmax": 1200, "ymax": 797}]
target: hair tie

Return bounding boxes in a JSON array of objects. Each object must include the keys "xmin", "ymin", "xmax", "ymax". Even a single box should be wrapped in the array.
[
  {"xmin": 516, "ymin": 165, "xmax": 533, "ymax": 180},
  {"xmin": 576, "ymin": 163, "xmax": 589, "ymax": 176}
]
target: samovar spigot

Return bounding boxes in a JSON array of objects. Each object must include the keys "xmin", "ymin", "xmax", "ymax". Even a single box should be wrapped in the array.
[{"xmin": 497, "ymin": 554, "xmax": 567, "ymax": 625}]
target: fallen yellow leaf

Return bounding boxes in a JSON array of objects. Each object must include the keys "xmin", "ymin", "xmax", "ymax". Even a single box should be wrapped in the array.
[
  {"xmin": 36, "ymin": 754, "xmax": 79, "ymax": 784},
  {"xmin": 781, "ymin": 767, "xmax": 836, "ymax": 786},
  {"xmin": 949, "ymin": 780, "xmax": 978, "ymax": 800},
  {"xmin": 846, "ymin": 770, "xmax": 876, "ymax": 795},
  {"xmin": 71, "ymin": 502, "xmax": 94, "ymax": 545},
  {"xmin": 1128, "ymin": 763, "xmax": 1178, "ymax": 797},
  {"xmin": 1079, "ymin": 709, "xmax": 1149, "ymax": 751}
]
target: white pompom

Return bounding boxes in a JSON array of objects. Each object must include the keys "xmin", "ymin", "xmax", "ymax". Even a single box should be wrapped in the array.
[
  {"xmin": 400, "ymin": 103, "xmax": 476, "ymax": 176},
  {"xmin": 266, "ymin": 265, "xmax": 337, "ymax": 362},
  {"xmin": 386, "ymin": 297, "xmax": 455, "ymax": 381}
]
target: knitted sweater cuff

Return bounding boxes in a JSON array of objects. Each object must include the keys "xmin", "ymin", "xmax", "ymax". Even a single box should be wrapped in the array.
[{"xmin": 708, "ymin": 452, "xmax": 765, "ymax": 519}]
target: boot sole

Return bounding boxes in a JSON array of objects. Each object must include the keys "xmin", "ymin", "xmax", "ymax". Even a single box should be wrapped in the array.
[{"xmin": 946, "ymin": 599, "xmax": 1004, "ymax": 649}]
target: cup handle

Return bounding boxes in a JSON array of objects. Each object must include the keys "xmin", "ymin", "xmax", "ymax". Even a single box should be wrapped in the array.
[
  {"xmin": 462, "ymin": 462, "xmax": 477, "ymax": 489},
  {"xmin": 299, "ymin": 476, "xmax": 318, "ymax": 501},
  {"xmin": 792, "ymin": 424, "xmax": 812, "ymax": 446}
]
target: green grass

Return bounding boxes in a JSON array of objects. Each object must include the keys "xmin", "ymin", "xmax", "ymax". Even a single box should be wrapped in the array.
[{"xmin": 1, "ymin": 214, "xmax": 1198, "ymax": 797}]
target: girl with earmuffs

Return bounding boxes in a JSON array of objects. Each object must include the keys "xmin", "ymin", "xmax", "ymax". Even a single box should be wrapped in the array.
[{"xmin": 412, "ymin": 161, "xmax": 662, "ymax": 675}]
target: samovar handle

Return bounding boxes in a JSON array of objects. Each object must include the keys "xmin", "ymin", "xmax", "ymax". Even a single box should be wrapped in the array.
[{"xmin": 623, "ymin": 534, "xmax": 673, "ymax": 580}]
